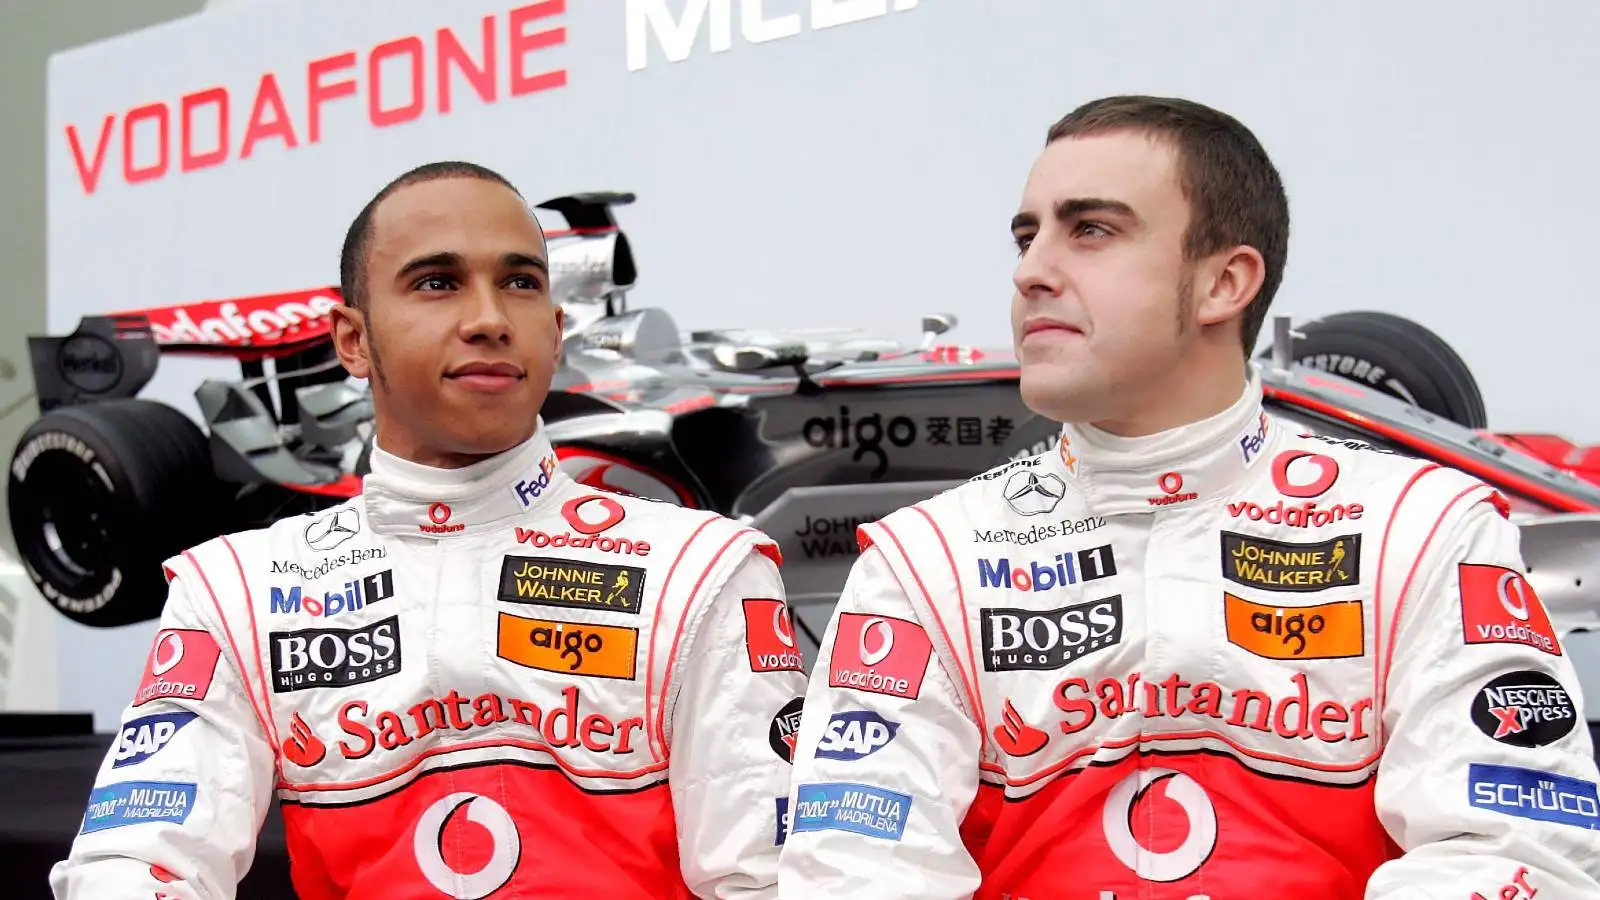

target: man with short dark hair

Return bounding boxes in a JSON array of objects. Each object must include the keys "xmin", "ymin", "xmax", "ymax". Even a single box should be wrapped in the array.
[
  {"xmin": 777, "ymin": 96, "xmax": 1600, "ymax": 897},
  {"xmin": 52, "ymin": 162, "xmax": 805, "ymax": 899}
]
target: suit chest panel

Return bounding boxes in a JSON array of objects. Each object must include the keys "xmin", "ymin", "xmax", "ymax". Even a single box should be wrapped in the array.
[
  {"xmin": 968, "ymin": 498, "xmax": 1385, "ymax": 779},
  {"xmin": 259, "ymin": 529, "xmax": 670, "ymax": 781}
]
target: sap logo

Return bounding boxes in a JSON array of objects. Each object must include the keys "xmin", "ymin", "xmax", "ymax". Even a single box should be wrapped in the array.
[
  {"xmin": 112, "ymin": 712, "xmax": 198, "ymax": 768},
  {"xmin": 270, "ymin": 570, "xmax": 394, "ymax": 617},
  {"xmin": 628, "ymin": 0, "xmax": 921, "ymax": 72},
  {"xmin": 815, "ymin": 710, "xmax": 899, "ymax": 760}
]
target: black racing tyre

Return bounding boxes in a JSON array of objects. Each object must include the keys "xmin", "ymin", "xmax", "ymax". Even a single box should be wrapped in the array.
[
  {"xmin": 8, "ymin": 400, "xmax": 225, "ymax": 627},
  {"xmin": 1269, "ymin": 311, "xmax": 1487, "ymax": 429}
]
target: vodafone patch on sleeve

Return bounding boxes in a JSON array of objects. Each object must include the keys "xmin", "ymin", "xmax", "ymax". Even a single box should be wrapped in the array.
[
  {"xmin": 1458, "ymin": 564, "xmax": 1561, "ymax": 656},
  {"xmin": 828, "ymin": 613, "xmax": 933, "ymax": 700}
]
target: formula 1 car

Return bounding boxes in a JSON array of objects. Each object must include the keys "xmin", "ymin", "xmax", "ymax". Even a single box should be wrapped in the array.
[{"xmin": 13, "ymin": 192, "xmax": 1600, "ymax": 670}]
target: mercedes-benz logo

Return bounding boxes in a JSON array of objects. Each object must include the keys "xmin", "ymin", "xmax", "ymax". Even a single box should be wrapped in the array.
[
  {"xmin": 304, "ymin": 508, "xmax": 360, "ymax": 552},
  {"xmin": 1004, "ymin": 471, "xmax": 1066, "ymax": 516}
]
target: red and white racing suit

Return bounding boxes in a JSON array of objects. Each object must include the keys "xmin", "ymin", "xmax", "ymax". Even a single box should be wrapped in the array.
[
  {"xmin": 51, "ymin": 428, "xmax": 807, "ymax": 899},
  {"xmin": 778, "ymin": 373, "xmax": 1600, "ymax": 899}
]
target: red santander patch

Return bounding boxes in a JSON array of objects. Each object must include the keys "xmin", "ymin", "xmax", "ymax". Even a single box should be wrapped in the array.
[
  {"xmin": 1459, "ymin": 564, "xmax": 1561, "ymax": 656},
  {"xmin": 828, "ymin": 613, "xmax": 933, "ymax": 700}
]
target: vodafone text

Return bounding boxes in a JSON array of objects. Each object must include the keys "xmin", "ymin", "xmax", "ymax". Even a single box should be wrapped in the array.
[
  {"xmin": 627, "ymin": 0, "xmax": 921, "ymax": 71},
  {"xmin": 1054, "ymin": 672, "xmax": 1374, "ymax": 743},
  {"xmin": 332, "ymin": 685, "xmax": 644, "ymax": 761},
  {"xmin": 1228, "ymin": 499, "xmax": 1363, "ymax": 528},
  {"xmin": 65, "ymin": 3, "xmax": 567, "ymax": 195}
]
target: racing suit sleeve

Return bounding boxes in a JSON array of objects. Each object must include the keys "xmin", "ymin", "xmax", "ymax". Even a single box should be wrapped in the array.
[
  {"xmin": 49, "ymin": 573, "xmax": 277, "ymax": 900},
  {"xmin": 777, "ymin": 546, "xmax": 983, "ymax": 900},
  {"xmin": 1366, "ymin": 500, "xmax": 1600, "ymax": 899},
  {"xmin": 669, "ymin": 548, "xmax": 808, "ymax": 899}
]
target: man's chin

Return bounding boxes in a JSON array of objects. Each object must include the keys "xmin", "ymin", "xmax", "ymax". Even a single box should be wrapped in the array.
[{"xmin": 1019, "ymin": 368, "xmax": 1101, "ymax": 423}]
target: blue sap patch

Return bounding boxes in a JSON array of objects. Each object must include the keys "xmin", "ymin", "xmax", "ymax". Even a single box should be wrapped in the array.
[
  {"xmin": 111, "ymin": 712, "xmax": 198, "ymax": 768},
  {"xmin": 815, "ymin": 710, "xmax": 900, "ymax": 761},
  {"xmin": 792, "ymin": 782, "xmax": 911, "ymax": 842}
]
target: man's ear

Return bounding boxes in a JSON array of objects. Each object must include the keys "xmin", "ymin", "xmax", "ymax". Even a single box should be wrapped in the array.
[
  {"xmin": 330, "ymin": 304, "xmax": 371, "ymax": 379},
  {"xmin": 1195, "ymin": 245, "xmax": 1266, "ymax": 328},
  {"xmin": 552, "ymin": 305, "xmax": 565, "ymax": 362}
]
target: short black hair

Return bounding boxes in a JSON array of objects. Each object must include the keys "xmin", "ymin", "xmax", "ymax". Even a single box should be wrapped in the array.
[
  {"xmin": 338, "ymin": 161, "xmax": 523, "ymax": 310},
  {"xmin": 1047, "ymin": 96, "xmax": 1290, "ymax": 353}
]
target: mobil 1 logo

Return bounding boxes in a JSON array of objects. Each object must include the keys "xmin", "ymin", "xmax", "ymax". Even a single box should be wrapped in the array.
[
  {"xmin": 269, "ymin": 615, "xmax": 401, "ymax": 694},
  {"xmin": 979, "ymin": 596, "xmax": 1124, "ymax": 672}
]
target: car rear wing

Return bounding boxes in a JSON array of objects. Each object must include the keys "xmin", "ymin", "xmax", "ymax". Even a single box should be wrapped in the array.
[{"xmin": 30, "ymin": 286, "xmax": 344, "ymax": 414}]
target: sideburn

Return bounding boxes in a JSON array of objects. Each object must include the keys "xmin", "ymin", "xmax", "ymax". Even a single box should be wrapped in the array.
[{"xmin": 364, "ymin": 315, "xmax": 392, "ymax": 392}]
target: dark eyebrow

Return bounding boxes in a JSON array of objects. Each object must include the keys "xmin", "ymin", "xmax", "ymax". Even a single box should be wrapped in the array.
[
  {"xmin": 1010, "ymin": 211, "xmax": 1039, "ymax": 233},
  {"xmin": 1054, "ymin": 197, "xmax": 1139, "ymax": 224},
  {"xmin": 504, "ymin": 252, "xmax": 548, "ymax": 274},
  {"xmin": 396, "ymin": 251, "xmax": 462, "ymax": 281},
  {"xmin": 395, "ymin": 250, "xmax": 549, "ymax": 280}
]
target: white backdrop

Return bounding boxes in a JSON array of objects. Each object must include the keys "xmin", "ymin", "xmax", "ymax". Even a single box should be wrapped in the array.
[{"xmin": 47, "ymin": 0, "xmax": 1600, "ymax": 727}]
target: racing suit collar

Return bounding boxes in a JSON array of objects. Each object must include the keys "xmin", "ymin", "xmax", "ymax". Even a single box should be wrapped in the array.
[
  {"xmin": 1051, "ymin": 367, "xmax": 1275, "ymax": 516},
  {"xmin": 362, "ymin": 419, "xmax": 565, "ymax": 537}
]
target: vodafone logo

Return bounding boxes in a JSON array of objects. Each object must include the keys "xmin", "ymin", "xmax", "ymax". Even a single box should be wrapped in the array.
[
  {"xmin": 1497, "ymin": 570, "xmax": 1533, "ymax": 621},
  {"xmin": 413, "ymin": 793, "xmax": 521, "ymax": 899},
  {"xmin": 561, "ymin": 495, "xmax": 627, "ymax": 535},
  {"xmin": 1272, "ymin": 451, "xmax": 1340, "ymax": 499},
  {"xmin": 1102, "ymin": 768, "xmax": 1217, "ymax": 883},
  {"xmin": 859, "ymin": 618, "xmax": 896, "ymax": 666},
  {"xmin": 774, "ymin": 604, "xmax": 796, "ymax": 649},
  {"xmin": 420, "ymin": 502, "xmax": 464, "ymax": 535},
  {"xmin": 1147, "ymin": 472, "xmax": 1197, "ymax": 507},
  {"xmin": 151, "ymin": 632, "xmax": 184, "ymax": 676}
]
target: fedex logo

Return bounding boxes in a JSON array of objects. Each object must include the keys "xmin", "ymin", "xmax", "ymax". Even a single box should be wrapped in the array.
[
  {"xmin": 1239, "ymin": 412, "xmax": 1269, "ymax": 465},
  {"xmin": 512, "ymin": 456, "xmax": 559, "ymax": 508},
  {"xmin": 270, "ymin": 570, "xmax": 394, "ymax": 618}
]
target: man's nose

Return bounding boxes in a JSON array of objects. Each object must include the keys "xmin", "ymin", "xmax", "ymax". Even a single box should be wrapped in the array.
[
  {"xmin": 1013, "ymin": 243, "xmax": 1064, "ymax": 299},
  {"xmin": 458, "ymin": 281, "xmax": 514, "ymax": 342}
]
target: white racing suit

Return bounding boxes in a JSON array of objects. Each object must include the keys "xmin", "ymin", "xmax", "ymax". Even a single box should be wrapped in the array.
[
  {"xmin": 778, "ymin": 372, "xmax": 1600, "ymax": 899},
  {"xmin": 52, "ymin": 428, "xmax": 807, "ymax": 899}
]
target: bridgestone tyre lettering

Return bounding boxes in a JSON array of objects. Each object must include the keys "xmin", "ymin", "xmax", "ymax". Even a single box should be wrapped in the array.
[
  {"xmin": 1265, "ymin": 311, "xmax": 1487, "ymax": 429},
  {"xmin": 8, "ymin": 399, "xmax": 225, "ymax": 627}
]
